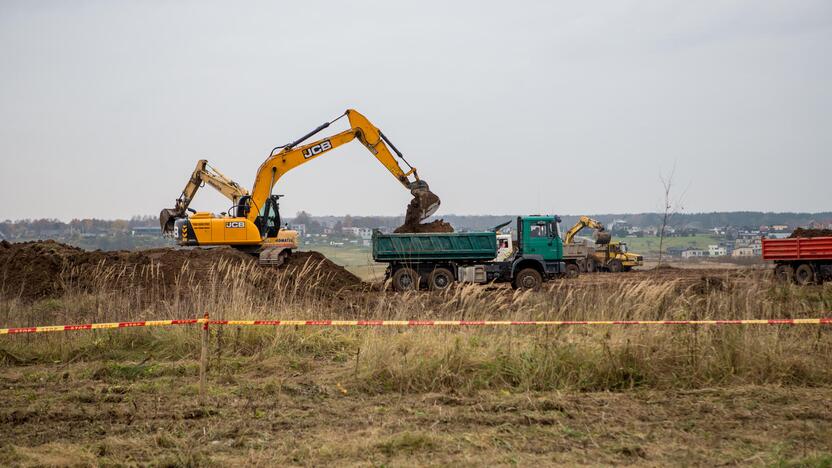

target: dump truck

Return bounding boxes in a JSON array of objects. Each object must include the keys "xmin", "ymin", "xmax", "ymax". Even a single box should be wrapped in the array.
[
  {"xmin": 373, "ymin": 215, "xmax": 569, "ymax": 291},
  {"xmin": 762, "ymin": 235, "xmax": 832, "ymax": 285}
]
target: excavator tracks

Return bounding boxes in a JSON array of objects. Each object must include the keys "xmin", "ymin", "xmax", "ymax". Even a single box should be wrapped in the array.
[{"xmin": 258, "ymin": 246, "xmax": 290, "ymax": 267}]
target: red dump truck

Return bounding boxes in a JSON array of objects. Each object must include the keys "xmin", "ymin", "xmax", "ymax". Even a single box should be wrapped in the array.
[{"xmin": 762, "ymin": 236, "xmax": 832, "ymax": 285}]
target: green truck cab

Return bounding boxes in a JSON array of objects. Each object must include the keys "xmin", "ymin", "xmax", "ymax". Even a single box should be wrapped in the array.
[{"xmin": 373, "ymin": 215, "xmax": 568, "ymax": 291}]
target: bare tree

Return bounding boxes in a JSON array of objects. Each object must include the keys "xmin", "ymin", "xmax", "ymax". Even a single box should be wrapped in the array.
[{"xmin": 657, "ymin": 164, "xmax": 686, "ymax": 267}]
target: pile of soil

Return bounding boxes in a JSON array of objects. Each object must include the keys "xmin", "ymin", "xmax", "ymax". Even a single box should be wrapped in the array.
[
  {"xmin": 789, "ymin": 228, "xmax": 832, "ymax": 238},
  {"xmin": 394, "ymin": 194, "xmax": 455, "ymax": 234},
  {"xmin": 394, "ymin": 219, "xmax": 455, "ymax": 234},
  {"xmin": 0, "ymin": 240, "xmax": 361, "ymax": 300},
  {"xmin": 281, "ymin": 251, "xmax": 363, "ymax": 290}
]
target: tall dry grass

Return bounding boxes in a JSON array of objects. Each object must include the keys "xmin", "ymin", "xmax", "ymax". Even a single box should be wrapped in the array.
[{"xmin": 1, "ymin": 260, "xmax": 830, "ymax": 392}]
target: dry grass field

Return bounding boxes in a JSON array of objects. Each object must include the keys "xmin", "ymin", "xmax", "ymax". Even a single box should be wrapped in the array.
[{"xmin": 1, "ymin": 253, "xmax": 831, "ymax": 466}]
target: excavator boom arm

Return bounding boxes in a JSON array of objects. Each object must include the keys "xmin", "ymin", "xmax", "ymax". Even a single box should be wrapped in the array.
[
  {"xmin": 247, "ymin": 109, "xmax": 438, "ymax": 224},
  {"xmin": 160, "ymin": 160, "xmax": 249, "ymax": 234},
  {"xmin": 564, "ymin": 216, "xmax": 607, "ymax": 244}
]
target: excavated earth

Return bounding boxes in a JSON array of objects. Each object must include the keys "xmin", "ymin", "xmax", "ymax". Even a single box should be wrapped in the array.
[
  {"xmin": 393, "ymin": 219, "xmax": 454, "ymax": 233},
  {"xmin": 394, "ymin": 195, "xmax": 455, "ymax": 233},
  {"xmin": 789, "ymin": 228, "xmax": 832, "ymax": 238},
  {"xmin": 0, "ymin": 240, "xmax": 362, "ymax": 301}
]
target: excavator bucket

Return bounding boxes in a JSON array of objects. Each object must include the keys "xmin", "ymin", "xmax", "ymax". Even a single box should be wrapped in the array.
[
  {"xmin": 594, "ymin": 231, "xmax": 612, "ymax": 245},
  {"xmin": 405, "ymin": 180, "xmax": 441, "ymax": 225},
  {"xmin": 159, "ymin": 208, "xmax": 180, "ymax": 236}
]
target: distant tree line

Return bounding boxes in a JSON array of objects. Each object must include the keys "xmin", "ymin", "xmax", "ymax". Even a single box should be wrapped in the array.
[{"xmin": 3, "ymin": 211, "xmax": 830, "ymax": 251}]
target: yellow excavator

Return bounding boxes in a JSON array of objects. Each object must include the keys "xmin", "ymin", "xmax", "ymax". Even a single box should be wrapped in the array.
[
  {"xmin": 164, "ymin": 159, "xmax": 250, "ymax": 219},
  {"xmin": 562, "ymin": 216, "xmax": 643, "ymax": 273},
  {"xmin": 564, "ymin": 216, "xmax": 611, "ymax": 246},
  {"xmin": 160, "ymin": 109, "xmax": 440, "ymax": 266}
]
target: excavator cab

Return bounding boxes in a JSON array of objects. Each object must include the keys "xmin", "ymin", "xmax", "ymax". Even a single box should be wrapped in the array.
[
  {"xmin": 255, "ymin": 195, "xmax": 282, "ymax": 239},
  {"xmin": 232, "ymin": 196, "xmax": 251, "ymax": 219}
]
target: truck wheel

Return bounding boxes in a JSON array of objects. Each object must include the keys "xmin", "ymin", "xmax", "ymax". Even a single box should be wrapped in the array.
[
  {"xmin": 512, "ymin": 268, "xmax": 543, "ymax": 290},
  {"xmin": 392, "ymin": 267, "xmax": 420, "ymax": 292},
  {"xmin": 794, "ymin": 264, "xmax": 816, "ymax": 286},
  {"xmin": 608, "ymin": 260, "xmax": 623, "ymax": 273},
  {"xmin": 585, "ymin": 259, "xmax": 597, "ymax": 273},
  {"xmin": 774, "ymin": 264, "xmax": 794, "ymax": 283},
  {"xmin": 427, "ymin": 268, "xmax": 454, "ymax": 291},
  {"xmin": 565, "ymin": 263, "xmax": 580, "ymax": 278}
]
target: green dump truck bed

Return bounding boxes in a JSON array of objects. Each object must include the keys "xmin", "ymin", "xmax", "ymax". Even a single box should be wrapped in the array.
[{"xmin": 372, "ymin": 231, "xmax": 498, "ymax": 262}]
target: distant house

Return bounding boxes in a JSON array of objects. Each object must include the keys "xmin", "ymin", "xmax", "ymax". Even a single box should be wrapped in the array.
[
  {"xmin": 808, "ymin": 220, "xmax": 832, "ymax": 230},
  {"xmin": 708, "ymin": 244, "xmax": 727, "ymax": 257},
  {"xmin": 290, "ymin": 224, "xmax": 307, "ymax": 236},
  {"xmin": 732, "ymin": 247, "xmax": 755, "ymax": 257},
  {"xmin": 343, "ymin": 227, "xmax": 373, "ymax": 240},
  {"xmin": 131, "ymin": 226, "xmax": 160, "ymax": 237},
  {"xmin": 682, "ymin": 249, "xmax": 706, "ymax": 259}
]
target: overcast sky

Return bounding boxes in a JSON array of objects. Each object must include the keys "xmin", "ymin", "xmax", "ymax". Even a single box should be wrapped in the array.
[{"xmin": 1, "ymin": 1, "xmax": 830, "ymax": 221}]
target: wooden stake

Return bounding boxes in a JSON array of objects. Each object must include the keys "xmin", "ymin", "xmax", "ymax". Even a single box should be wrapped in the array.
[{"xmin": 199, "ymin": 313, "xmax": 209, "ymax": 405}]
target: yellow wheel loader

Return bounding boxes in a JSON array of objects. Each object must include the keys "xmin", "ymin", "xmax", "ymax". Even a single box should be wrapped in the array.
[{"xmin": 160, "ymin": 109, "xmax": 440, "ymax": 266}]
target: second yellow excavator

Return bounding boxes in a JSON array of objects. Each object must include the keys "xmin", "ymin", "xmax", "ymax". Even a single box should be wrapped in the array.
[
  {"xmin": 160, "ymin": 109, "xmax": 440, "ymax": 266},
  {"xmin": 562, "ymin": 216, "xmax": 643, "ymax": 273}
]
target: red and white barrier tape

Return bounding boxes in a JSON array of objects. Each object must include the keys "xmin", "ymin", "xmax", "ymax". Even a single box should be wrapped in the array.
[
  {"xmin": 2, "ymin": 317, "xmax": 830, "ymax": 335},
  {"xmin": 0, "ymin": 319, "xmax": 200, "ymax": 335}
]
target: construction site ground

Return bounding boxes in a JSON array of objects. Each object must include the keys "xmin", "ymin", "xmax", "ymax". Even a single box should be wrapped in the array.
[
  {"xmin": 2, "ymin": 362, "xmax": 830, "ymax": 466},
  {"xmin": 1, "ymin": 242, "xmax": 831, "ymax": 465}
]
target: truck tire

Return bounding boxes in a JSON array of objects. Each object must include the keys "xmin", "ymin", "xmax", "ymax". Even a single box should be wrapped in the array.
[
  {"xmin": 774, "ymin": 264, "xmax": 794, "ymax": 283},
  {"xmin": 585, "ymin": 259, "xmax": 597, "ymax": 273},
  {"xmin": 392, "ymin": 267, "xmax": 420, "ymax": 292},
  {"xmin": 427, "ymin": 268, "xmax": 454, "ymax": 291},
  {"xmin": 512, "ymin": 268, "xmax": 543, "ymax": 290},
  {"xmin": 565, "ymin": 263, "xmax": 580, "ymax": 278},
  {"xmin": 794, "ymin": 264, "xmax": 816, "ymax": 286},
  {"xmin": 608, "ymin": 260, "xmax": 623, "ymax": 273}
]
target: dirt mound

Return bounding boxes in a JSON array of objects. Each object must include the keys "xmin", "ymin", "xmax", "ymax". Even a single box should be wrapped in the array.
[
  {"xmin": 282, "ymin": 251, "xmax": 362, "ymax": 290},
  {"xmin": 0, "ymin": 240, "xmax": 361, "ymax": 300},
  {"xmin": 395, "ymin": 195, "xmax": 454, "ymax": 233},
  {"xmin": 394, "ymin": 220, "xmax": 455, "ymax": 234},
  {"xmin": 789, "ymin": 228, "xmax": 832, "ymax": 238}
]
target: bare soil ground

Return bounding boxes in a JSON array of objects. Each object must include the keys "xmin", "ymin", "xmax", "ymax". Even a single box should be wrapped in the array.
[
  {"xmin": 2, "ymin": 358, "xmax": 830, "ymax": 466},
  {"xmin": 1, "ymin": 242, "xmax": 831, "ymax": 466},
  {"xmin": 0, "ymin": 240, "xmax": 361, "ymax": 300}
]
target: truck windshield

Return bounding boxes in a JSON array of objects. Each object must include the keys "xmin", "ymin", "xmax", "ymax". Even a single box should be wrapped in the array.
[
  {"xmin": 620, "ymin": 243, "xmax": 628, "ymax": 253},
  {"xmin": 530, "ymin": 223, "xmax": 548, "ymax": 238}
]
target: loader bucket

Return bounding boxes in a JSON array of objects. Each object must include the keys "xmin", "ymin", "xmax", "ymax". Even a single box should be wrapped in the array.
[
  {"xmin": 405, "ymin": 180, "xmax": 441, "ymax": 225},
  {"xmin": 594, "ymin": 231, "xmax": 612, "ymax": 245}
]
